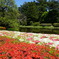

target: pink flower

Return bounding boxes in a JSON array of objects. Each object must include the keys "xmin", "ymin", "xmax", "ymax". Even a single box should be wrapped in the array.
[
  {"xmin": 46, "ymin": 43, "xmax": 53, "ymax": 45},
  {"xmin": 0, "ymin": 33, "xmax": 3, "ymax": 36},
  {"xmin": 40, "ymin": 36, "xmax": 46, "ymax": 39},
  {"xmin": 27, "ymin": 38, "xmax": 33, "ymax": 40},
  {"xmin": 52, "ymin": 39, "xmax": 59, "ymax": 41},
  {"xmin": 50, "ymin": 37, "xmax": 55, "ymax": 39},
  {"xmin": 56, "ymin": 45, "xmax": 59, "ymax": 49},
  {"xmin": 28, "ymin": 33, "xmax": 33, "ymax": 36}
]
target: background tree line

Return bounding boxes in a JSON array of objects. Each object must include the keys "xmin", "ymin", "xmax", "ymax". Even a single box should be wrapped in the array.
[
  {"xmin": 19, "ymin": 0, "xmax": 59, "ymax": 26},
  {"xmin": 0, "ymin": 0, "xmax": 59, "ymax": 31}
]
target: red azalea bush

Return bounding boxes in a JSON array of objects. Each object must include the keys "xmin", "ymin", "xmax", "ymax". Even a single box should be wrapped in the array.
[
  {"xmin": 0, "ymin": 36, "xmax": 59, "ymax": 59},
  {"xmin": 0, "ymin": 27, "xmax": 6, "ymax": 30}
]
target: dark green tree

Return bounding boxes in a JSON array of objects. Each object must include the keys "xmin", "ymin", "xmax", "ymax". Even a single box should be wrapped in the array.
[
  {"xmin": 36, "ymin": 0, "xmax": 59, "ymax": 23},
  {"xmin": 19, "ymin": 2, "xmax": 39, "ymax": 25},
  {"xmin": 47, "ymin": 1, "xmax": 59, "ymax": 11},
  {"xmin": 40, "ymin": 11, "xmax": 48, "ymax": 23},
  {"xmin": 41, "ymin": 9, "xmax": 59, "ymax": 25},
  {"xmin": 19, "ymin": 0, "xmax": 59, "ymax": 25},
  {"xmin": 36, "ymin": 0, "xmax": 47, "ymax": 11},
  {"xmin": 35, "ymin": 0, "xmax": 48, "ymax": 22}
]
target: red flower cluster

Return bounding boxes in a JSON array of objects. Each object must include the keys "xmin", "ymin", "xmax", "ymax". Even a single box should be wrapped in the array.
[
  {"xmin": 0, "ymin": 36, "xmax": 59, "ymax": 59},
  {"xmin": 0, "ymin": 27, "xmax": 6, "ymax": 30}
]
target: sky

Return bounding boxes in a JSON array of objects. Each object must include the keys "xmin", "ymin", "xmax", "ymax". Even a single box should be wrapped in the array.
[
  {"xmin": 15, "ymin": 0, "xmax": 34, "ymax": 7},
  {"xmin": 15, "ymin": 0, "xmax": 59, "ymax": 7}
]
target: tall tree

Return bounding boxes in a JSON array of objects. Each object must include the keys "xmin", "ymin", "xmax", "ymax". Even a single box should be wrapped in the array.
[
  {"xmin": 0, "ymin": 0, "xmax": 19, "ymax": 19},
  {"xmin": 36, "ymin": 0, "xmax": 48, "ymax": 22},
  {"xmin": 36, "ymin": 0, "xmax": 47, "ymax": 12},
  {"xmin": 41, "ymin": 9, "xmax": 59, "ymax": 25},
  {"xmin": 47, "ymin": 1, "xmax": 59, "ymax": 11},
  {"xmin": 0, "ymin": 0, "xmax": 20, "ymax": 30},
  {"xmin": 19, "ymin": 2, "xmax": 39, "ymax": 25}
]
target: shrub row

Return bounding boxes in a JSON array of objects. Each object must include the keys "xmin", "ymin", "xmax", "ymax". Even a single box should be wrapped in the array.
[{"xmin": 53, "ymin": 23, "xmax": 59, "ymax": 27}]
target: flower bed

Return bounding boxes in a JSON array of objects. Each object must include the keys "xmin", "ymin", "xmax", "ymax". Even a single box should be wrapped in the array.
[
  {"xmin": 0, "ymin": 36, "xmax": 59, "ymax": 59},
  {"xmin": 0, "ymin": 30, "xmax": 59, "ymax": 49}
]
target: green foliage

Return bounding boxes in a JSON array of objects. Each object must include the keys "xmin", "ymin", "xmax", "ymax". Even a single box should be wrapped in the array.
[
  {"xmin": 19, "ymin": 2, "xmax": 39, "ymax": 25},
  {"xmin": 0, "ymin": 0, "xmax": 20, "ymax": 31},
  {"xmin": 7, "ymin": 20, "xmax": 19, "ymax": 31},
  {"xmin": 19, "ymin": 0, "xmax": 59, "ymax": 26},
  {"xmin": 53, "ymin": 23, "xmax": 59, "ymax": 27},
  {"xmin": 0, "ymin": 17, "xmax": 19, "ymax": 31},
  {"xmin": 20, "ymin": 2, "xmax": 39, "ymax": 19},
  {"xmin": 31, "ymin": 22, "xmax": 40, "ymax": 26},
  {"xmin": 41, "ymin": 11, "xmax": 48, "ymax": 23},
  {"xmin": 19, "ymin": 14, "xmax": 27, "ymax": 26},
  {"xmin": 41, "ymin": 10, "xmax": 59, "ymax": 24},
  {"xmin": 36, "ymin": 0, "xmax": 47, "ymax": 12},
  {"xmin": 47, "ymin": 1, "xmax": 59, "ymax": 11},
  {"xmin": 0, "ymin": 0, "xmax": 19, "ymax": 18},
  {"xmin": 41, "ymin": 11, "xmax": 48, "ymax": 18}
]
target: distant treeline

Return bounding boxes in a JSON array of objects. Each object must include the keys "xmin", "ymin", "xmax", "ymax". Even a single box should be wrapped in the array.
[
  {"xmin": 19, "ymin": 0, "xmax": 59, "ymax": 26},
  {"xmin": 0, "ymin": 0, "xmax": 59, "ymax": 31}
]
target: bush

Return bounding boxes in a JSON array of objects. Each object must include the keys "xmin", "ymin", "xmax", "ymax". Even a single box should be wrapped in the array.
[
  {"xmin": 7, "ymin": 20, "xmax": 19, "ymax": 31},
  {"xmin": 31, "ymin": 22, "xmax": 40, "ymax": 26},
  {"xmin": 0, "ymin": 17, "xmax": 19, "ymax": 31},
  {"xmin": 7, "ymin": 28, "xmax": 18, "ymax": 31},
  {"xmin": 0, "ymin": 27, "xmax": 6, "ymax": 30},
  {"xmin": 53, "ymin": 23, "xmax": 59, "ymax": 27}
]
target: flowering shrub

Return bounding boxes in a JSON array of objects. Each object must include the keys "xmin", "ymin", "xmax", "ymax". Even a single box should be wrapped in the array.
[
  {"xmin": 0, "ymin": 36, "xmax": 59, "ymax": 59},
  {"xmin": 0, "ymin": 27, "xmax": 6, "ymax": 30}
]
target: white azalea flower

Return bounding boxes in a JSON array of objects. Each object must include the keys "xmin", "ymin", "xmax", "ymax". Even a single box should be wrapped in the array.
[
  {"xmin": 53, "ymin": 41, "xmax": 59, "ymax": 47},
  {"xmin": 19, "ymin": 39, "xmax": 24, "ymax": 42},
  {"xmin": 33, "ymin": 37, "xmax": 39, "ymax": 40},
  {"xmin": 42, "ymin": 38, "xmax": 53, "ymax": 43},
  {"xmin": 28, "ymin": 41, "xmax": 35, "ymax": 43}
]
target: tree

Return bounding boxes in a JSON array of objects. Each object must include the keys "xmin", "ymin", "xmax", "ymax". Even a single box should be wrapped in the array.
[
  {"xmin": 36, "ymin": 0, "xmax": 48, "ymax": 22},
  {"xmin": 47, "ymin": 1, "xmax": 59, "ymax": 11},
  {"xmin": 18, "ymin": 14, "xmax": 27, "ymax": 25},
  {"xmin": 19, "ymin": 2, "xmax": 39, "ymax": 25},
  {"xmin": 0, "ymin": 0, "xmax": 20, "ymax": 30},
  {"xmin": 36, "ymin": 0, "xmax": 47, "ymax": 12},
  {"xmin": 40, "ymin": 11, "xmax": 48, "ymax": 23},
  {"xmin": 41, "ymin": 10, "xmax": 59, "ymax": 25},
  {"xmin": 19, "ymin": 0, "xmax": 59, "ymax": 26},
  {"xmin": 36, "ymin": 0, "xmax": 59, "ymax": 23},
  {"xmin": 0, "ymin": 0, "xmax": 19, "ymax": 19}
]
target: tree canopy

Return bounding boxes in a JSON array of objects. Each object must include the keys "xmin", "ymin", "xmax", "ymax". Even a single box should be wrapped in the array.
[
  {"xmin": 19, "ymin": 0, "xmax": 59, "ymax": 25},
  {"xmin": 0, "ymin": 0, "xmax": 20, "ymax": 30},
  {"xmin": 19, "ymin": 2, "xmax": 39, "ymax": 25}
]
